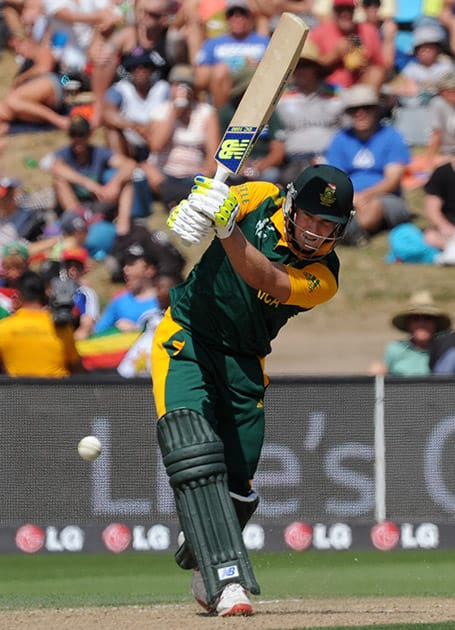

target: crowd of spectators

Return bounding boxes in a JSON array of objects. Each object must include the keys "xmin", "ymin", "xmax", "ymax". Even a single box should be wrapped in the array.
[{"xmin": 1, "ymin": 0, "xmax": 455, "ymax": 377}]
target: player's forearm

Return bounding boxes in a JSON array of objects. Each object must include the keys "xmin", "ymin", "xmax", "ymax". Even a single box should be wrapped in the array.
[{"xmin": 221, "ymin": 226, "xmax": 291, "ymax": 302}]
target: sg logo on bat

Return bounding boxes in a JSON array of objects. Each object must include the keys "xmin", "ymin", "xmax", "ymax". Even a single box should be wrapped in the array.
[{"xmin": 216, "ymin": 126, "xmax": 257, "ymax": 173}]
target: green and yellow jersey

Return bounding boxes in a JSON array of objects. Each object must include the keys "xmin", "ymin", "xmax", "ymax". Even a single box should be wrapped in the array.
[{"xmin": 169, "ymin": 181, "xmax": 340, "ymax": 358}]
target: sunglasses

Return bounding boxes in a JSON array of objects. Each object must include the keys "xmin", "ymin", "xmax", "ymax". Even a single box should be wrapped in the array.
[
  {"xmin": 69, "ymin": 131, "xmax": 89, "ymax": 138},
  {"xmin": 143, "ymin": 10, "xmax": 165, "ymax": 19}
]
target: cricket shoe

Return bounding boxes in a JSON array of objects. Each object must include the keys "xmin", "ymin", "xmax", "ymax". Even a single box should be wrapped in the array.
[
  {"xmin": 215, "ymin": 583, "xmax": 253, "ymax": 617},
  {"xmin": 191, "ymin": 570, "xmax": 214, "ymax": 612}
]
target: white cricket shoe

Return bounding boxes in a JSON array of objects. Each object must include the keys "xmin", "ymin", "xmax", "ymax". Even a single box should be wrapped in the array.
[
  {"xmin": 215, "ymin": 583, "xmax": 253, "ymax": 617},
  {"xmin": 191, "ymin": 570, "xmax": 213, "ymax": 612}
]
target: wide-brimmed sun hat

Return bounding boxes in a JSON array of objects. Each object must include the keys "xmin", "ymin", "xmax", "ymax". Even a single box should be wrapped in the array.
[{"xmin": 392, "ymin": 291, "xmax": 451, "ymax": 333}]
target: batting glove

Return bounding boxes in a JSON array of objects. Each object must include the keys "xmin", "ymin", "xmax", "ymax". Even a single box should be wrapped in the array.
[
  {"xmin": 167, "ymin": 200, "xmax": 215, "ymax": 246},
  {"xmin": 188, "ymin": 175, "xmax": 239, "ymax": 239}
]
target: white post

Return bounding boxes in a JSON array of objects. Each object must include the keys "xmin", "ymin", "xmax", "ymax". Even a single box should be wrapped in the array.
[{"xmin": 374, "ymin": 375, "xmax": 386, "ymax": 522}]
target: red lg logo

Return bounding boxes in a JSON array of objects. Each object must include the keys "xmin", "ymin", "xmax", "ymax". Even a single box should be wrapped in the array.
[
  {"xmin": 15, "ymin": 524, "xmax": 45, "ymax": 553},
  {"xmin": 370, "ymin": 521, "xmax": 400, "ymax": 551},
  {"xmin": 102, "ymin": 523, "xmax": 131, "ymax": 553},
  {"xmin": 284, "ymin": 522, "xmax": 313, "ymax": 551}
]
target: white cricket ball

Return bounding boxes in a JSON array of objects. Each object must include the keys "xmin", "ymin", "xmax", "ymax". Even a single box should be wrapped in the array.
[{"xmin": 77, "ymin": 435, "xmax": 102, "ymax": 462}]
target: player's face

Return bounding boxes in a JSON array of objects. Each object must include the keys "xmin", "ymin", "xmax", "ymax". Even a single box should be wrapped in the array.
[{"xmin": 291, "ymin": 208, "xmax": 339, "ymax": 256}]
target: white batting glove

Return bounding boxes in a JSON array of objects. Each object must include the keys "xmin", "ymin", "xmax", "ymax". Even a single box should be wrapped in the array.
[
  {"xmin": 167, "ymin": 200, "xmax": 215, "ymax": 246},
  {"xmin": 188, "ymin": 175, "xmax": 239, "ymax": 239}
]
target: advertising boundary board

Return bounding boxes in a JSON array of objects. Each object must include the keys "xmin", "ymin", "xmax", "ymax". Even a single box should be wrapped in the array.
[{"xmin": 1, "ymin": 375, "xmax": 454, "ymax": 554}]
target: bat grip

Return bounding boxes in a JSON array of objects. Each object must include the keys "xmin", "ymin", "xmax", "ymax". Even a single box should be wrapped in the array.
[{"xmin": 214, "ymin": 164, "xmax": 230, "ymax": 183}]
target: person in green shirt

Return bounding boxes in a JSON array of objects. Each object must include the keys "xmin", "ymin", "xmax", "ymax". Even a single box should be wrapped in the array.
[
  {"xmin": 151, "ymin": 164, "xmax": 355, "ymax": 616},
  {"xmin": 369, "ymin": 290, "xmax": 451, "ymax": 376}
]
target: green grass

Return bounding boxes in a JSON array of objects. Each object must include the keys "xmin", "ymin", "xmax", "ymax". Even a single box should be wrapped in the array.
[{"xmin": 0, "ymin": 549, "xmax": 454, "ymax": 610}]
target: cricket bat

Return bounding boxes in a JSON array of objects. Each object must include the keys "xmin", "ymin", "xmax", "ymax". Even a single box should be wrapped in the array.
[{"xmin": 214, "ymin": 12, "xmax": 310, "ymax": 182}]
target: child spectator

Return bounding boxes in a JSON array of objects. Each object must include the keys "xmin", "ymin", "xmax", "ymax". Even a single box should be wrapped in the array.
[
  {"xmin": 117, "ymin": 269, "xmax": 183, "ymax": 378},
  {"xmin": 94, "ymin": 241, "xmax": 161, "ymax": 334},
  {"xmin": 0, "ymin": 241, "xmax": 29, "ymax": 288},
  {"xmin": 62, "ymin": 246, "xmax": 100, "ymax": 340}
]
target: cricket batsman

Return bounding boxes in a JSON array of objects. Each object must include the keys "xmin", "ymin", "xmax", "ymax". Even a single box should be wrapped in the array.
[{"xmin": 151, "ymin": 164, "xmax": 354, "ymax": 616}]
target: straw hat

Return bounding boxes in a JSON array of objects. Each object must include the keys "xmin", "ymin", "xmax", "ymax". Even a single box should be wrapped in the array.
[{"xmin": 391, "ymin": 291, "xmax": 451, "ymax": 333}]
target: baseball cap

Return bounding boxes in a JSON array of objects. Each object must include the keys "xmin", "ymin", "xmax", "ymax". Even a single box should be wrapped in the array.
[
  {"xmin": 0, "ymin": 177, "xmax": 21, "ymax": 199},
  {"xmin": 292, "ymin": 164, "xmax": 354, "ymax": 224},
  {"xmin": 168, "ymin": 64, "xmax": 195, "ymax": 86},
  {"xmin": 2, "ymin": 241, "xmax": 29, "ymax": 261},
  {"xmin": 63, "ymin": 246, "xmax": 88, "ymax": 265},
  {"xmin": 343, "ymin": 84, "xmax": 379, "ymax": 110},
  {"xmin": 124, "ymin": 242, "xmax": 158, "ymax": 265},
  {"xmin": 226, "ymin": 0, "xmax": 251, "ymax": 14},
  {"xmin": 69, "ymin": 115, "xmax": 90, "ymax": 136},
  {"xmin": 413, "ymin": 24, "xmax": 444, "ymax": 50},
  {"xmin": 59, "ymin": 211, "xmax": 88, "ymax": 235},
  {"xmin": 123, "ymin": 46, "xmax": 156, "ymax": 70}
]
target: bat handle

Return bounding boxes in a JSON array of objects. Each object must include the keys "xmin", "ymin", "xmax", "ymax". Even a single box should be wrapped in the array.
[{"xmin": 214, "ymin": 164, "xmax": 230, "ymax": 183}]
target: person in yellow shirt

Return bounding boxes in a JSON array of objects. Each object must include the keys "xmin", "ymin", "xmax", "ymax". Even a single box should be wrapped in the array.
[{"xmin": 0, "ymin": 271, "xmax": 83, "ymax": 377}]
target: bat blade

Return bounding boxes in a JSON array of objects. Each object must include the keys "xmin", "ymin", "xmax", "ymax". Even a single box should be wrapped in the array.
[{"xmin": 214, "ymin": 12, "xmax": 309, "ymax": 181}]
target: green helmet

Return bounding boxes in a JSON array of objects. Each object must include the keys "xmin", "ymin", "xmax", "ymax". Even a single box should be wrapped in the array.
[
  {"xmin": 284, "ymin": 164, "xmax": 354, "ymax": 259},
  {"xmin": 292, "ymin": 164, "xmax": 354, "ymax": 223}
]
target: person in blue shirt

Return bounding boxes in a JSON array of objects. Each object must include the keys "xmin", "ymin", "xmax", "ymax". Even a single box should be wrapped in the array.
[
  {"xmin": 194, "ymin": 0, "xmax": 269, "ymax": 108},
  {"xmin": 94, "ymin": 242, "xmax": 161, "ymax": 334},
  {"xmin": 325, "ymin": 83, "xmax": 412, "ymax": 245}
]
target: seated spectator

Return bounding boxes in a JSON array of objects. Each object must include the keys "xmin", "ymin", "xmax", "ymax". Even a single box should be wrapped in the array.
[
  {"xmin": 425, "ymin": 71, "xmax": 455, "ymax": 166},
  {"xmin": 62, "ymin": 246, "xmax": 100, "ymax": 340},
  {"xmin": 144, "ymin": 63, "xmax": 220, "ymax": 209},
  {"xmin": 430, "ymin": 329, "xmax": 455, "ymax": 374},
  {"xmin": 102, "ymin": 46, "xmax": 170, "ymax": 161},
  {"xmin": 357, "ymin": 0, "xmax": 397, "ymax": 75},
  {"xmin": 218, "ymin": 65, "xmax": 284, "ymax": 184},
  {"xmin": 107, "ymin": 223, "xmax": 186, "ymax": 282},
  {"xmin": 369, "ymin": 291, "xmax": 451, "ymax": 376},
  {"xmin": 42, "ymin": 0, "xmax": 123, "ymax": 86},
  {"xmin": 117, "ymin": 268, "xmax": 183, "ymax": 378},
  {"xmin": 422, "ymin": 157, "xmax": 455, "ymax": 253},
  {"xmin": 0, "ymin": 270, "xmax": 83, "ymax": 377},
  {"xmin": 88, "ymin": 0, "xmax": 186, "ymax": 128},
  {"xmin": 276, "ymin": 39, "xmax": 344, "ymax": 186},
  {"xmin": 49, "ymin": 115, "xmax": 137, "ymax": 238},
  {"xmin": 0, "ymin": 177, "xmax": 63, "ymax": 259},
  {"xmin": 0, "ymin": 241, "xmax": 30, "ymax": 288},
  {"xmin": 309, "ymin": 0, "xmax": 386, "ymax": 92},
  {"xmin": 171, "ymin": 0, "xmax": 228, "ymax": 64},
  {"xmin": 325, "ymin": 83, "xmax": 411, "ymax": 245},
  {"xmin": 194, "ymin": 0, "xmax": 270, "ymax": 107},
  {"xmin": 93, "ymin": 241, "xmax": 161, "ymax": 334},
  {"xmin": 384, "ymin": 23, "xmax": 454, "ymax": 146},
  {"xmin": 0, "ymin": 34, "xmax": 70, "ymax": 131}
]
